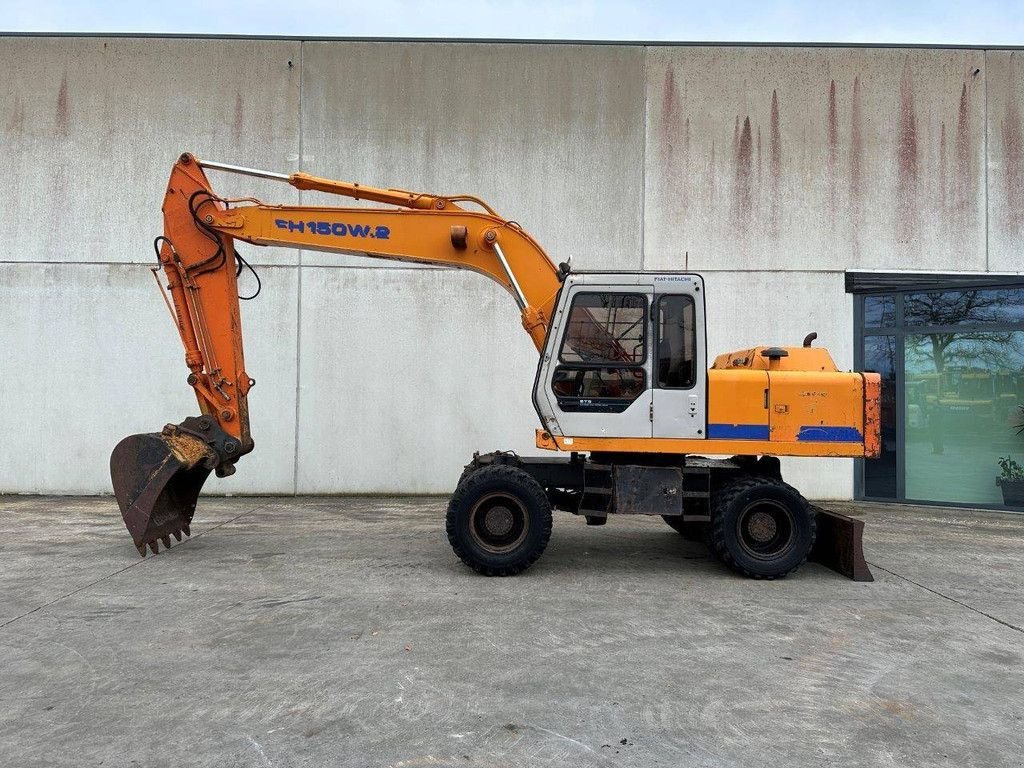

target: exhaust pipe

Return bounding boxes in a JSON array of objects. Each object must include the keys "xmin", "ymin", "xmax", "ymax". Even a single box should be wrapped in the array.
[{"xmin": 110, "ymin": 416, "xmax": 240, "ymax": 555}]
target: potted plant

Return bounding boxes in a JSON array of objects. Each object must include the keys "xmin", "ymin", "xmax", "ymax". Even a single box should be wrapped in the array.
[
  {"xmin": 997, "ymin": 406, "xmax": 1024, "ymax": 508},
  {"xmin": 998, "ymin": 456, "xmax": 1024, "ymax": 507}
]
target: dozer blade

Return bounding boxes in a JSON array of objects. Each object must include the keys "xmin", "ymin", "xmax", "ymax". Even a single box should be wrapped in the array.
[
  {"xmin": 809, "ymin": 505, "xmax": 874, "ymax": 581},
  {"xmin": 110, "ymin": 429, "xmax": 215, "ymax": 556}
]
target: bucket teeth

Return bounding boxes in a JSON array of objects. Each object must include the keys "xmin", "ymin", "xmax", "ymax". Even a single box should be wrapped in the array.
[
  {"xmin": 110, "ymin": 428, "xmax": 213, "ymax": 557},
  {"xmin": 183, "ymin": 525, "xmax": 191, "ymax": 537}
]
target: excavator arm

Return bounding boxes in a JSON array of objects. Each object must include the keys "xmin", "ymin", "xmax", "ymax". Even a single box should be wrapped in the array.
[{"xmin": 111, "ymin": 153, "xmax": 563, "ymax": 555}]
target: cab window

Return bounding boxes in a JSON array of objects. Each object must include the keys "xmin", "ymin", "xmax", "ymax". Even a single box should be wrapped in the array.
[
  {"xmin": 559, "ymin": 293, "xmax": 646, "ymax": 364},
  {"xmin": 656, "ymin": 295, "xmax": 696, "ymax": 389},
  {"xmin": 553, "ymin": 292, "xmax": 647, "ymax": 412}
]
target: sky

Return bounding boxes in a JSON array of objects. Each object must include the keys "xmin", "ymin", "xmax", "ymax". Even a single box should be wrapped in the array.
[{"xmin": 1, "ymin": 0, "xmax": 1023, "ymax": 45}]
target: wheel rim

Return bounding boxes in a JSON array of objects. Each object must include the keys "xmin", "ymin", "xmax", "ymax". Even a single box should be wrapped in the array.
[
  {"xmin": 469, "ymin": 492, "xmax": 529, "ymax": 554},
  {"xmin": 735, "ymin": 500, "xmax": 795, "ymax": 560}
]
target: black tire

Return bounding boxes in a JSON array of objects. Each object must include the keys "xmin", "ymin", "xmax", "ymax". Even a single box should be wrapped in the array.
[
  {"xmin": 661, "ymin": 516, "xmax": 706, "ymax": 542},
  {"xmin": 446, "ymin": 464, "xmax": 553, "ymax": 576},
  {"xmin": 709, "ymin": 475, "xmax": 815, "ymax": 579}
]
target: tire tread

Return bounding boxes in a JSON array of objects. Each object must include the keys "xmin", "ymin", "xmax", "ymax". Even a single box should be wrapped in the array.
[
  {"xmin": 709, "ymin": 474, "xmax": 816, "ymax": 580},
  {"xmin": 446, "ymin": 464, "xmax": 553, "ymax": 577}
]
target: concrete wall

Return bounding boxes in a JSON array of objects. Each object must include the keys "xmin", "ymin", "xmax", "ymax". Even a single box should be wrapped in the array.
[{"xmin": 1, "ymin": 36, "xmax": 1021, "ymax": 497}]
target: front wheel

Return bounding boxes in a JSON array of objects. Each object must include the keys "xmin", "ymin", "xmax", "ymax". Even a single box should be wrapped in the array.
[
  {"xmin": 709, "ymin": 476, "xmax": 815, "ymax": 579},
  {"xmin": 446, "ymin": 465, "xmax": 553, "ymax": 576}
]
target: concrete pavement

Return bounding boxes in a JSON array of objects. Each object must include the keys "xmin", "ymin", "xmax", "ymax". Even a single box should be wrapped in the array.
[{"xmin": 1, "ymin": 496, "xmax": 1023, "ymax": 767}]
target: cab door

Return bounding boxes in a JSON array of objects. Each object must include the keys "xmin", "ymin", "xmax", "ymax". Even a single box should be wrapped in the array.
[
  {"xmin": 651, "ymin": 276, "xmax": 707, "ymax": 439},
  {"xmin": 534, "ymin": 282, "xmax": 654, "ymax": 439}
]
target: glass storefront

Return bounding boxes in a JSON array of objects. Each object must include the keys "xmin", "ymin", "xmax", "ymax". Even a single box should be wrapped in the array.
[{"xmin": 856, "ymin": 284, "xmax": 1024, "ymax": 509}]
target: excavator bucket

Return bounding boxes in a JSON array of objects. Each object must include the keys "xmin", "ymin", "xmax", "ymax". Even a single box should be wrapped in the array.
[{"xmin": 110, "ymin": 427, "xmax": 217, "ymax": 556}]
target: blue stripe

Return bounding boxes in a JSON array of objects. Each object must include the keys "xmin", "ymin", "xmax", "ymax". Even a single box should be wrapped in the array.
[
  {"xmin": 708, "ymin": 423, "xmax": 770, "ymax": 440},
  {"xmin": 797, "ymin": 426, "xmax": 863, "ymax": 442},
  {"xmin": 705, "ymin": 424, "xmax": 864, "ymax": 442}
]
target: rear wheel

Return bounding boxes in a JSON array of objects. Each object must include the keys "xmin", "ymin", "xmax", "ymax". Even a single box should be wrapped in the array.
[
  {"xmin": 446, "ymin": 465, "xmax": 552, "ymax": 576},
  {"xmin": 710, "ymin": 475, "xmax": 815, "ymax": 579}
]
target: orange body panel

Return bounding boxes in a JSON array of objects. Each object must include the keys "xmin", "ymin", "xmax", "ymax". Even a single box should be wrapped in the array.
[
  {"xmin": 766, "ymin": 371, "xmax": 866, "ymax": 444},
  {"xmin": 712, "ymin": 346, "xmax": 840, "ymax": 372},
  {"xmin": 707, "ymin": 368, "xmax": 769, "ymax": 434},
  {"xmin": 538, "ymin": 345, "xmax": 879, "ymax": 459},
  {"xmin": 862, "ymin": 372, "xmax": 882, "ymax": 458}
]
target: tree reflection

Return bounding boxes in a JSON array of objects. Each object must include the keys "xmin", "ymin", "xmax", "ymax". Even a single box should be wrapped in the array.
[
  {"xmin": 905, "ymin": 296, "xmax": 1024, "ymax": 456},
  {"xmin": 906, "ymin": 290, "xmax": 1021, "ymax": 373}
]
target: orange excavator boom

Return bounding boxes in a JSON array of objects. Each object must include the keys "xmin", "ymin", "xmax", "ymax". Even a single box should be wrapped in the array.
[{"xmin": 111, "ymin": 153, "xmax": 564, "ymax": 555}]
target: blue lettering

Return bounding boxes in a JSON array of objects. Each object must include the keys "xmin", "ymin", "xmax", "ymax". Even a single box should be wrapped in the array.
[{"xmin": 272, "ymin": 219, "xmax": 388, "ymax": 239}]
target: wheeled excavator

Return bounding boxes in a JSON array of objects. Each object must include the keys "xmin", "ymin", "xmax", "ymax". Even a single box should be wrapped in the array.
[{"xmin": 111, "ymin": 153, "xmax": 880, "ymax": 580}]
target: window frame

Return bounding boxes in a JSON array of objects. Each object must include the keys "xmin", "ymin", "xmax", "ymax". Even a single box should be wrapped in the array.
[
  {"xmin": 654, "ymin": 293, "xmax": 698, "ymax": 391},
  {"xmin": 550, "ymin": 291, "xmax": 650, "ymax": 411},
  {"xmin": 853, "ymin": 283, "xmax": 1024, "ymax": 510},
  {"xmin": 557, "ymin": 291, "xmax": 648, "ymax": 368}
]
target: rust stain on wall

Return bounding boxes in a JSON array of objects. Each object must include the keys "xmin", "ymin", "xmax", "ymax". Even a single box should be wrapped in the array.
[
  {"xmin": 708, "ymin": 139, "xmax": 717, "ymax": 202},
  {"xmin": 827, "ymin": 79, "xmax": 839, "ymax": 218},
  {"xmin": 768, "ymin": 89, "xmax": 782, "ymax": 235},
  {"xmin": 896, "ymin": 61, "xmax": 919, "ymax": 245},
  {"xmin": 56, "ymin": 74, "xmax": 70, "ymax": 135},
  {"xmin": 938, "ymin": 121, "xmax": 948, "ymax": 215},
  {"xmin": 50, "ymin": 75, "xmax": 72, "ymax": 254},
  {"xmin": 6, "ymin": 96, "xmax": 25, "ymax": 135},
  {"xmin": 756, "ymin": 126, "xmax": 762, "ymax": 188},
  {"xmin": 848, "ymin": 75, "xmax": 864, "ymax": 257},
  {"xmin": 827, "ymin": 80, "xmax": 839, "ymax": 160},
  {"xmin": 233, "ymin": 92, "xmax": 244, "ymax": 145},
  {"xmin": 733, "ymin": 116, "xmax": 753, "ymax": 228},
  {"xmin": 850, "ymin": 75, "xmax": 864, "ymax": 208},
  {"xmin": 659, "ymin": 68, "xmax": 678, "ymax": 162},
  {"xmin": 1002, "ymin": 57, "xmax": 1023, "ymax": 235},
  {"xmin": 953, "ymin": 81, "xmax": 973, "ymax": 224},
  {"xmin": 659, "ymin": 68, "xmax": 688, "ymax": 211}
]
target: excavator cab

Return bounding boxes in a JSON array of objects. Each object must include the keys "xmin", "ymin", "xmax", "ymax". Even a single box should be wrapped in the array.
[{"xmin": 533, "ymin": 273, "xmax": 708, "ymax": 441}]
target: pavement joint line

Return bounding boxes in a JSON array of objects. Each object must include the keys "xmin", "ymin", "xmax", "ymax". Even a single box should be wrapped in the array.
[
  {"xmin": 868, "ymin": 561, "xmax": 1024, "ymax": 636},
  {"xmin": 0, "ymin": 501, "xmax": 270, "ymax": 631}
]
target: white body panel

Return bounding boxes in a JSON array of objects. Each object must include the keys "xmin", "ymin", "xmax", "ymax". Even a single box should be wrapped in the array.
[
  {"xmin": 532, "ymin": 272, "xmax": 708, "ymax": 442},
  {"xmin": 652, "ymin": 275, "xmax": 707, "ymax": 439}
]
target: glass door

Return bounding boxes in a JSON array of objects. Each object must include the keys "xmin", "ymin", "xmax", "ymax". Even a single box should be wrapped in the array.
[{"xmin": 856, "ymin": 285, "xmax": 1024, "ymax": 510}]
